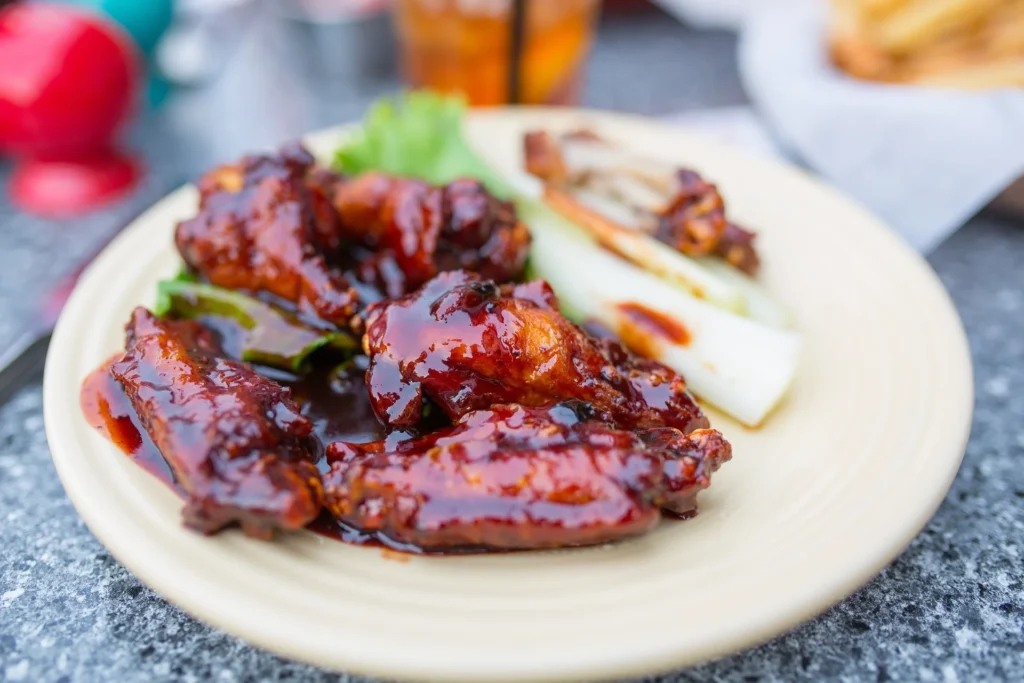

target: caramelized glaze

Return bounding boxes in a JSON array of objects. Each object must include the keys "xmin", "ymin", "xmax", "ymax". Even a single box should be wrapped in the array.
[
  {"xmin": 322, "ymin": 403, "xmax": 667, "ymax": 551},
  {"xmin": 363, "ymin": 271, "xmax": 708, "ymax": 434}
]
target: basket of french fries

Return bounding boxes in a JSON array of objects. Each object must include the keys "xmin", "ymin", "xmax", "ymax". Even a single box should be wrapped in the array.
[
  {"xmin": 828, "ymin": 0, "xmax": 1024, "ymax": 216},
  {"xmin": 737, "ymin": 0, "xmax": 1024, "ymax": 251},
  {"xmin": 829, "ymin": 0, "xmax": 1024, "ymax": 89}
]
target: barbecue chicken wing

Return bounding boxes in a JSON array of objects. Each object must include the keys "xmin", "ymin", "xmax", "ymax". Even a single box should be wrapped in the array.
[
  {"xmin": 175, "ymin": 143, "xmax": 359, "ymax": 326},
  {"xmin": 324, "ymin": 403, "xmax": 731, "ymax": 550},
  {"xmin": 332, "ymin": 174, "xmax": 531, "ymax": 297},
  {"xmin": 110, "ymin": 308, "xmax": 324, "ymax": 538},
  {"xmin": 363, "ymin": 270, "xmax": 708, "ymax": 434},
  {"xmin": 638, "ymin": 427, "xmax": 732, "ymax": 517}
]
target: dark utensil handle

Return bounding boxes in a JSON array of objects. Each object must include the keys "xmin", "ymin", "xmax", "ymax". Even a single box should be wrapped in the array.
[
  {"xmin": 0, "ymin": 329, "xmax": 53, "ymax": 407},
  {"xmin": 0, "ymin": 179, "xmax": 187, "ymax": 409}
]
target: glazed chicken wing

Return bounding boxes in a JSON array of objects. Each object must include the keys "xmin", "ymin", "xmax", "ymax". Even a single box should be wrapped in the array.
[
  {"xmin": 332, "ymin": 173, "xmax": 531, "ymax": 297},
  {"xmin": 109, "ymin": 308, "xmax": 324, "ymax": 538},
  {"xmin": 325, "ymin": 403, "xmax": 731, "ymax": 550},
  {"xmin": 363, "ymin": 270, "xmax": 708, "ymax": 434},
  {"xmin": 175, "ymin": 143, "xmax": 358, "ymax": 326},
  {"xmin": 638, "ymin": 427, "xmax": 732, "ymax": 517}
]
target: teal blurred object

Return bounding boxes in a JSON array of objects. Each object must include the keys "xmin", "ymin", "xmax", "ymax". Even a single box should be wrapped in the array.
[
  {"xmin": 61, "ymin": 0, "xmax": 175, "ymax": 107},
  {"xmin": 63, "ymin": 0, "xmax": 174, "ymax": 53}
]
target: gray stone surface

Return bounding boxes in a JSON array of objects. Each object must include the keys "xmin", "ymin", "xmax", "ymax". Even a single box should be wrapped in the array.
[{"xmin": 1, "ymin": 7, "xmax": 1021, "ymax": 683}]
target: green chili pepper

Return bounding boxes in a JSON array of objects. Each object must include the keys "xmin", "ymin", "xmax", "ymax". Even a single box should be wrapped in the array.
[{"xmin": 155, "ymin": 279, "xmax": 357, "ymax": 373}]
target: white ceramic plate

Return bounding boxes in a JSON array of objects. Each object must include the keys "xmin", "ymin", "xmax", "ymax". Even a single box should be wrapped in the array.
[{"xmin": 43, "ymin": 109, "xmax": 972, "ymax": 682}]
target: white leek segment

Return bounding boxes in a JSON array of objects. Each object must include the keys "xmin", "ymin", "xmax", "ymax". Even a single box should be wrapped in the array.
[
  {"xmin": 525, "ymin": 134, "xmax": 794, "ymax": 326},
  {"xmin": 558, "ymin": 137, "xmax": 679, "ymax": 194},
  {"xmin": 695, "ymin": 256, "xmax": 795, "ymax": 330},
  {"xmin": 545, "ymin": 188, "xmax": 747, "ymax": 314},
  {"xmin": 520, "ymin": 202, "xmax": 802, "ymax": 427}
]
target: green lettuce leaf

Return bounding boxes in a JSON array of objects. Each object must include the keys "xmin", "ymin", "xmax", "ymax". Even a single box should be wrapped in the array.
[{"xmin": 332, "ymin": 91, "xmax": 512, "ymax": 197}]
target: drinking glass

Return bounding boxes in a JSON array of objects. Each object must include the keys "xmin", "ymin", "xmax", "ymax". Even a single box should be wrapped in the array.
[{"xmin": 392, "ymin": 0, "xmax": 602, "ymax": 106}]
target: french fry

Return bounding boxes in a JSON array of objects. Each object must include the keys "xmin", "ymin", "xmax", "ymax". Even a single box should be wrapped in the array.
[
  {"xmin": 828, "ymin": 0, "xmax": 869, "ymax": 47},
  {"xmin": 900, "ymin": 46, "xmax": 988, "ymax": 82},
  {"xmin": 876, "ymin": 0, "xmax": 1001, "ymax": 53},
  {"xmin": 983, "ymin": 4, "xmax": 1024, "ymax": 57},
  {"xmin": 829, "ymin": 0, "xmax": 1024, "ymax": 89},
  {"xmin": 829, "ymin": 0, "xmax": 899, "ymax": 79},
  {"xmin": 909, "ymin": 56, "xmax": 1024, "ymax": 88},
  {"xmin": 831, "ymin": 35, "xmax": 899, "ymax": 80},
  {"xmin": 862, "ymin": 0, "xmax": 913, "ymax": 19},
  {"xmin": 899, "ymin": 27, "xmax": 984, "ymax": 74}
]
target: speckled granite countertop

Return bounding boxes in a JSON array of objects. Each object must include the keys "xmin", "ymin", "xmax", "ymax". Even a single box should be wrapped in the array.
[{"xmin": 1, "ymin": 8, "xmax": 1022, "ymax": 683}]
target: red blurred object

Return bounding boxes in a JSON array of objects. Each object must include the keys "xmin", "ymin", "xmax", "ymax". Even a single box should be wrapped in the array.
[{"xmin": 0, "ymin": 3, "xmax": 142, "ymax": 216}]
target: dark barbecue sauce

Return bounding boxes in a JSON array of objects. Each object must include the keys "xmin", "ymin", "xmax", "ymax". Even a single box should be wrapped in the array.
[
  {"xmin": 79, "ymin": 303, "xmax": 694, "ymax": 554},
  {"xmin": 80, "ymin": 353, "xmax": 402, "ymax": 549},
  {"xmin": 80, "ymin": 361, "xmax": 178, "ymax": 492},
  {"xmin": 304, "ymin": 514, "xmax": 434, "ymax": 554}
]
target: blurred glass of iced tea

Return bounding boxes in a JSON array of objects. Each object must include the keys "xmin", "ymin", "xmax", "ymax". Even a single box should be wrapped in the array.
[{"xmin": 392, "ymin": 0, "xmax": 602, "ymax": 106}]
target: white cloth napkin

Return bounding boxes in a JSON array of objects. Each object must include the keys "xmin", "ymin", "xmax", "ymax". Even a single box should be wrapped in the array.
[
  {"xmin": 662, "ymin": 106, "xmax": 780, "ymax": 158},
  {"xmin": 651, "ymin": 0, "xmax": 752, "ymax": 29},
  {"xmin": 736, "ymin": 0, "xmax": 1024, "ymax": 252}
]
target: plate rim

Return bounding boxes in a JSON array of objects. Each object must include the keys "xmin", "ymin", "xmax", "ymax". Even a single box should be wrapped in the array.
[{"xmin": 43, "ymin": 107, "xmax": 974, "ymax": 682}]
